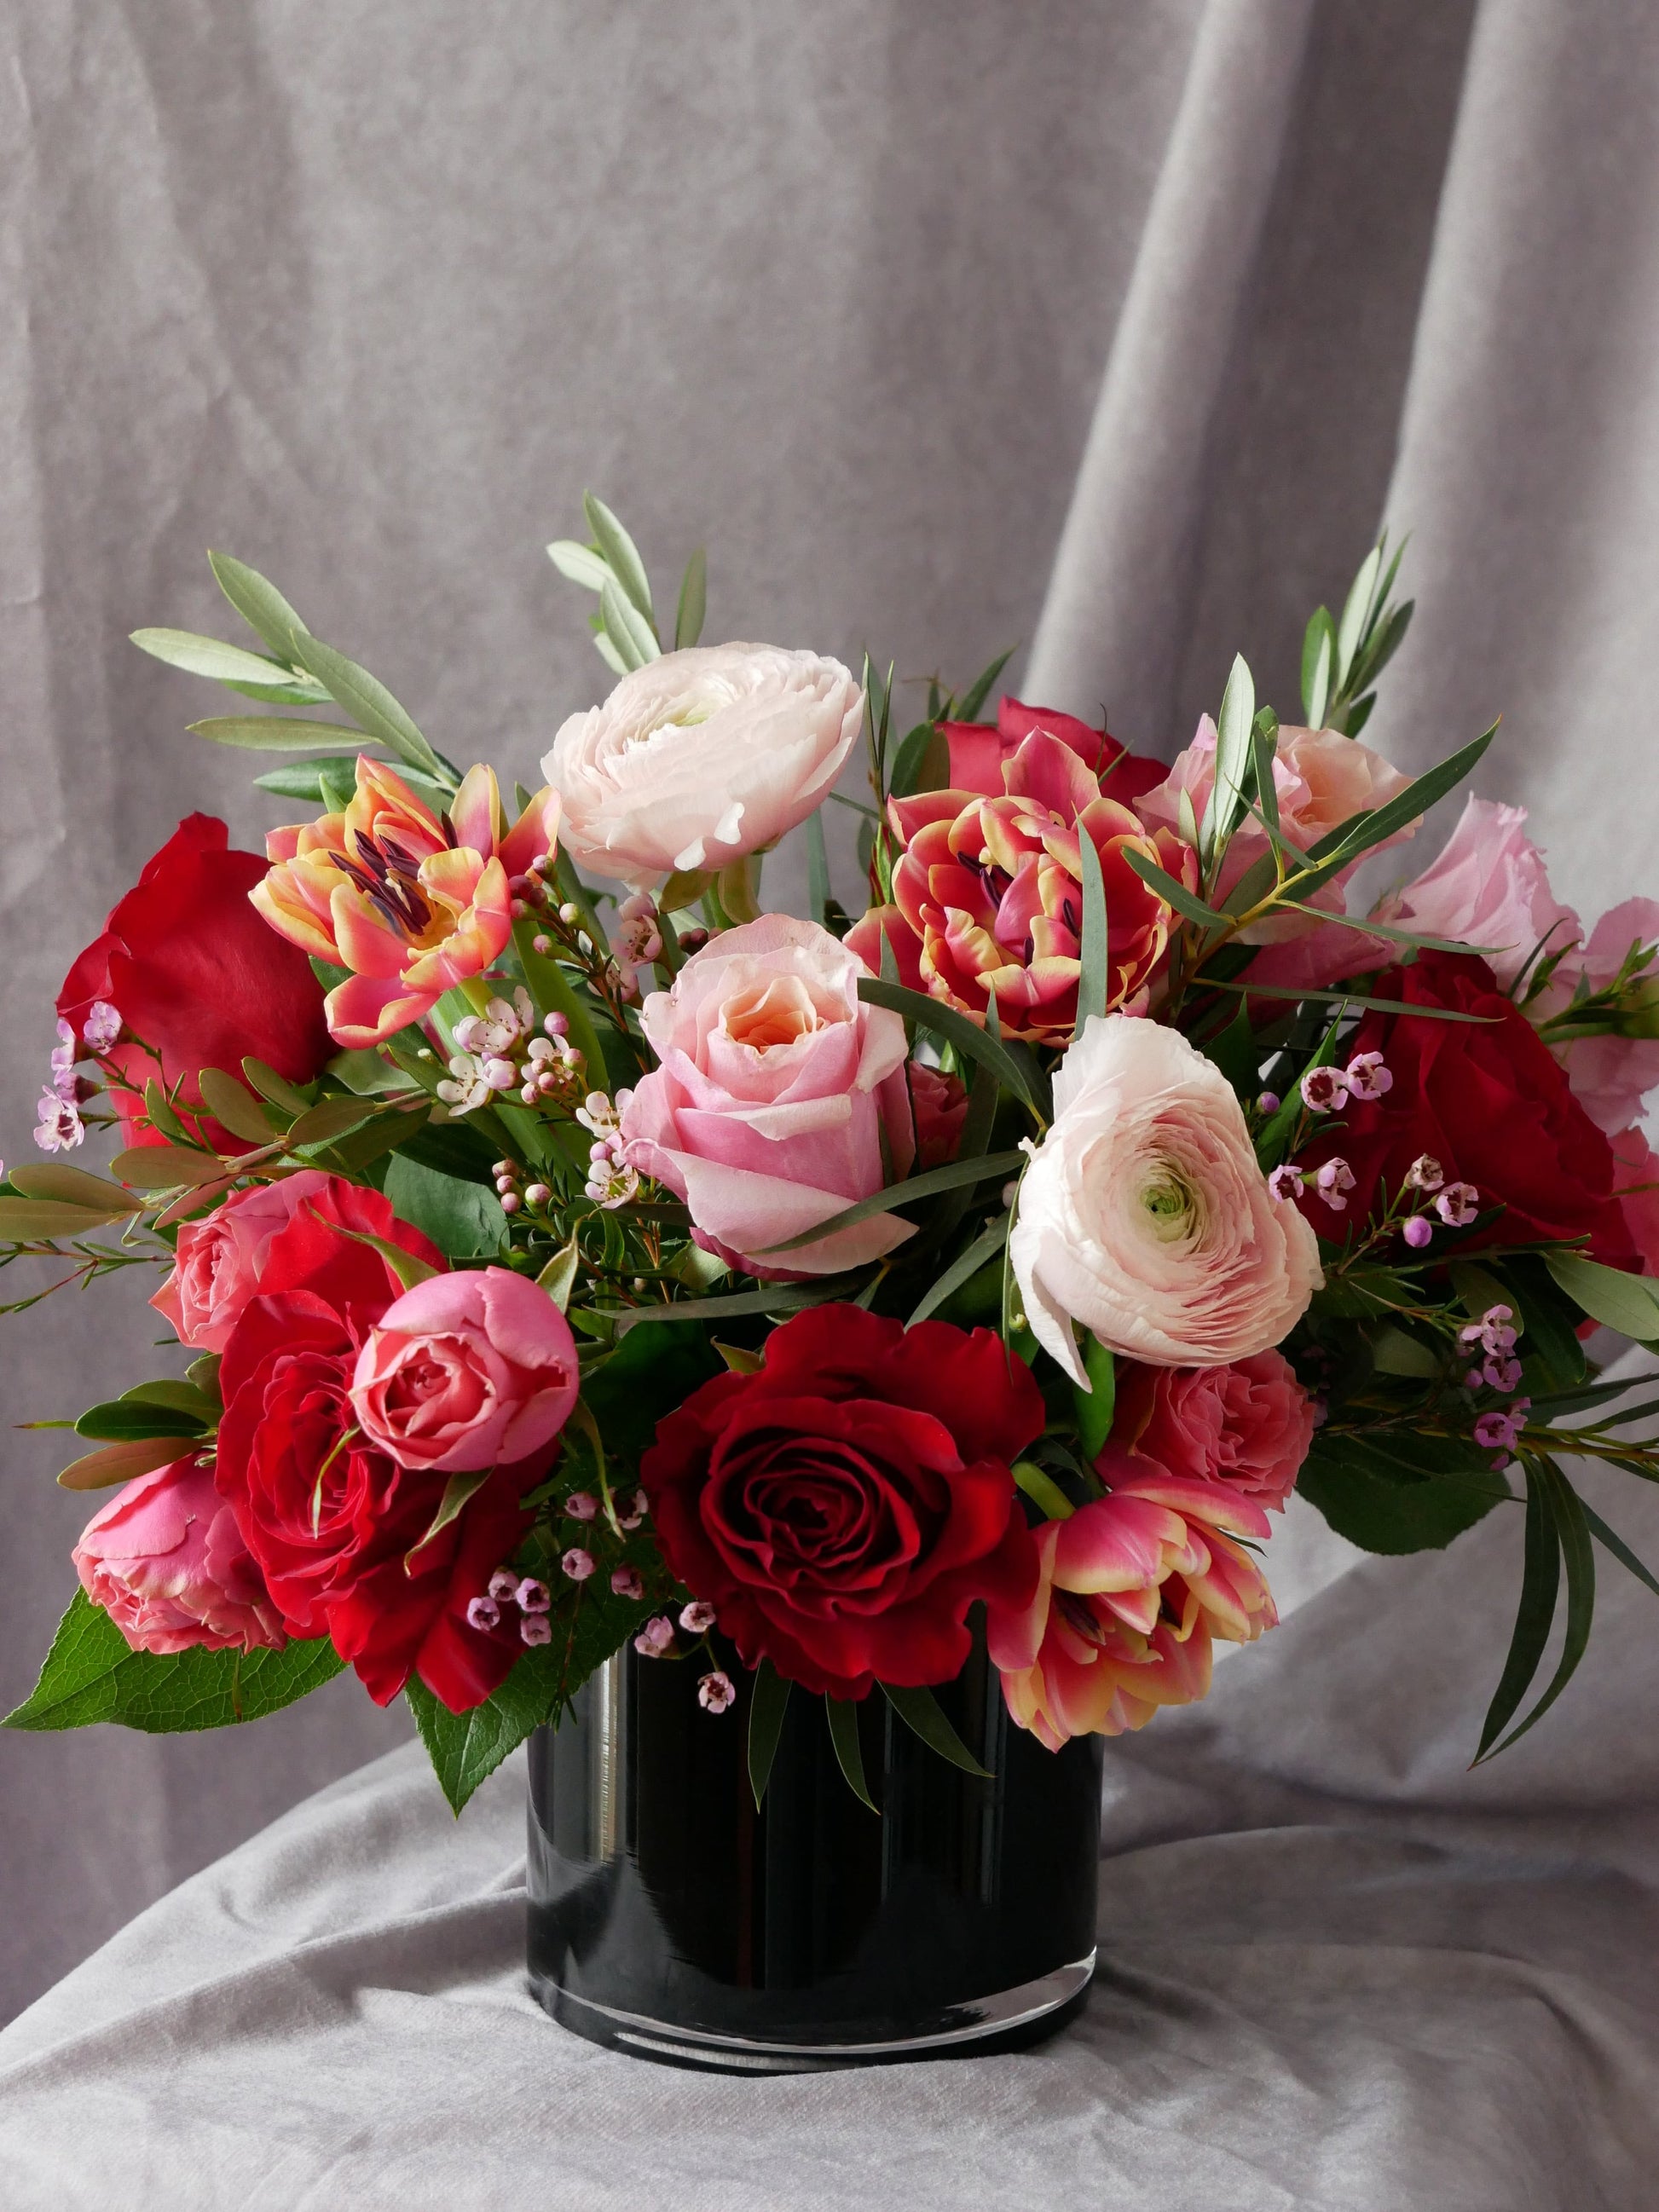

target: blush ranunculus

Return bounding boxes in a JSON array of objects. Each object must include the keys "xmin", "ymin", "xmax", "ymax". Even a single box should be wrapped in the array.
[
  {"xmin": 351, "ymin": 1267, "xmax": 579, "ymax": 1473},
  {"xmin": 56, "ymin": 815, "xmax": 332, "ymax": 1152},
  {"xmin": 619, "ymin": 915, "xmax": 916, "ymax": 1279},
  {"xmin": 1098, "ymin": 1352, "xmax": 1315, "ymax": 1511},
  {"xmin": 214, "ymin": 1196, "xmax": 526, "ymax": 1712},
  {"xmin": 639, "ymin": 1304, "xmax": 1042, "ymax": 1700},
  {"xmin": 73, "ymin": 1456, "xmax": 286, "ymax": 1656},
  {"xmin": 937, "ymin": 695, "xmax": 1169, "ymax": 809},
  {"xmin": 1291, "ymin": 951, "xmax": 1642, "ymax": 1268},
  {"xmin": 1011, "ymin": 1014, "xmax": 1322, "ymax": 1381},
  {"xmin": 986, "ymin": 1475, "xmax": 1277, "ymax": 1750},
  {"xmin": 254, "ymin": 757, "xmax": 560, "ymax": 1049},
  {"xmin": 1139, "ymin": 719, "xmax": 1418, "ymax": 948},
  {"xmin": 850, "ymin": 730, "xmax": 1190, "ymax": 1045},
  {"xmin": 543, "ymin": 644, "xmax": 863, "ymax": 886},
  {"xmin": 150, "ymin": 1170, "xmax": 338, "ymax": 1353},
  {"xmin": 1379, "ymin": 795, "xmax": 1580, "ymax": 989}
]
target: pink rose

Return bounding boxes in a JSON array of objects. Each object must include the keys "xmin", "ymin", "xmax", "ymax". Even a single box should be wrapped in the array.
[
  {"xmin": 73, "ymin": 1457, "xmax": 286, "ymax": 1655},
  {"xmin": 619, "ymin": 915, "xmax": 916, "ymax": 1278},
  {"xmin": 1381, "ymin": 796, "xmax": 1581, "ymax": 988},
  {"xmin": 1098, "ymin": 1352, "xmax": 1315, "ymax": 1510},
  {"xmin": 151, "ymin": 1170, "xmax": 336, "ymax": 1353},
  {"xmin": 1139, "ymin": 719, "xmax": 1417, "ymax": 945},
  {"xmin": 350, "ymin": 1266, "xmax": 580, "ymax": 1473},
  {"xmin": 909, "ymin": 1061, "xmax": 969, "ymax": 1170}
]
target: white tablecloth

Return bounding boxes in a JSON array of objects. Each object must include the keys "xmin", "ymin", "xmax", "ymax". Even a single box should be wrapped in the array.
[{"xmin": 3, "ymin": 1435, "xmax": 1657, "ymax": 2212}]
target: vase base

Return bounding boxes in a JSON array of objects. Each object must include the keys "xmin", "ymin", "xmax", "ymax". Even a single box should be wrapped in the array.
[{"xmin": 529, "ymin": 1952, "xmax": 1096, "ymax": 2072}]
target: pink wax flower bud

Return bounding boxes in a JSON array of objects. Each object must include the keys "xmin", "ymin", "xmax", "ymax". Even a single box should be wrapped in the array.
[
  {"xmin": 611, "ymin": 1565, "xmax": 645, "ymax": 1601},
  {"xmin": 516, "ymin": 1577, "xmax": 552, "ymax": 1614},
  {"xmin": 1256, "ymin": 1091, "xmax": 1281, "ymax": 1116},
  {"xmin": 1267, "ymin": 1164, "xmax": 1304, "ymax": 1202},
  {"xmin": 1402, "ymin": 1214, "xmax": 1433, "ymax": 1248},
  {"xmin": 1405, "ymin": 1154, "xmax": 1445, "ymax": 1191},
  {"xmin": 487, "ymin": 1568, "xmax": 519, "ymax": 1604},
  {"xmin": 520, "ymin": 1613, "xmax": 553, "ymax": 1646},
  {"xmin": 1435, "ymin": 1181, "xmax": 1480, "ymax": 1227},
  {"xmin": 545, "ymin": 1012, "xmax": 569, "ymax": 1037},
  {"xmin": 1300, "ymin": 1066, "xmax": 1349, "ymax": 1113},
  {"xmin": 483, "ymin": 1057, "xmax": 517, "ymax": 1090},
  {"xmin": 564, "ymin": 1493, "xmax": 598, "ymax": 1522},
  {"xmin": 561, "ymin": 1547, "xmax": 596, "ymax": 1582},
  {"xmin": 634, "ymin": 1615, "xmax": 676, "ymax": 1658},
  {"xmin": 465, "ymin": 1594, "xmax": 502, "ymax": 1633},
  {"xmin": 679, "ymin": 1600, "xmax": 717, "ymax": 1634},
  {"xmin": 453, "ymin": 1015, "xmax": 488, "ymax": 1054},
  {"xmin": 698, "ymin": 1670, "xmax": 737, "ymax": 1713},
  {"xmin": 1314, "ymin": 1158, "xmax": 1356, "ymax": 1211},
  {"xmin": 1344, "ymin": 1050, "xmax": 1392, "ymax": 1100}
]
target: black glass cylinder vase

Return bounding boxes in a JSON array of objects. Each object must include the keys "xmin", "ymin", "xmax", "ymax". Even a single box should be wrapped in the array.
[{"xmin": 526, "ymin": 1633, "xmax": 1103, "ymax": 2072}]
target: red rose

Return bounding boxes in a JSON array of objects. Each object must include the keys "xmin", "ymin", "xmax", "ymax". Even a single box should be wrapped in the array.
[
  {"xmin": 216, "ymin": 1187, "xmax": 532, "ymax": 1712},
  {"xmin": 639, "ymin": 1304, "xmax": 1041, "ymax": 1698},
  {"xmin": 1293, "ymin": 950, "xmax": 1639, "ymax": 1267},
  {"xmin": 57, "ymin": 815, "xmax": 332, "ymax": 1152}
]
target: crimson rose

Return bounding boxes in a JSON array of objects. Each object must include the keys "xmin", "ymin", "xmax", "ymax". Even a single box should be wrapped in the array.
[
  {"xmin": 639, "ymin": 1304, "xmax": 1041, "ymax": 1698},
  {"xmin": 1293, "ymin": 950, "xmax": 1640, "ymax": 1267},
  {"xmin": 58, "ymin": 814, "xmax": 332, "ymax": 1152},
  {"xmin": 215, "ymin": 1184, "xmax": 532, "ymax": 1712}
]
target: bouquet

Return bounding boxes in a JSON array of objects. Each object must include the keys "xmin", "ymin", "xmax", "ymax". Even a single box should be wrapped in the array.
[{"xmin": 9, "ymin": 505, "xmax": 1659, "ymax": 1816}]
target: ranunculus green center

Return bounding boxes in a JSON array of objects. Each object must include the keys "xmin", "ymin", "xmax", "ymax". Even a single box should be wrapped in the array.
[{"xmin": 1139, "ymin": 1169, "xmax": 1198, "ymax": 1242}]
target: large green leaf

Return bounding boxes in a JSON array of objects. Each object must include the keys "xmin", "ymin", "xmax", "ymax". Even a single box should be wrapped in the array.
[
  {"xmin": 579, "ymin": 1320, "xmax": 722, "ymax": 1470},
  {"xmin": 3, "ymin": 1591, "xmax": 342, "ymax": 1732},
  {"xmin": 384, "ymin": 1153, "xmax": 507, "ymax": 1261},
  {"xmin": 1297, "ymin": 1431, "xmax": 1511, "ymax": 1553},
  {"xmin": 1544, "ymin": 1250, "xmax": 1659, "ymax": 1343}
]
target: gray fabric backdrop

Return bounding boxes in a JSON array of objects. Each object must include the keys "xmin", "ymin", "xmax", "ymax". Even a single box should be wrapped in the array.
[{"xmin": 3, "ymin": 0, "xmax": 1658, "ymax": 2077}]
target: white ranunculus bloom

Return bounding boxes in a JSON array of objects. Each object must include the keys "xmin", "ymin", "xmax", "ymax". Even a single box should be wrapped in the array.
[
  {"xmin": 1011, "ymin": 1015, "xmax": 1322, "ymax": 1381},
  {"xmin": 542, "ymin": 644, "xmax": 863, "ymax": 887}
]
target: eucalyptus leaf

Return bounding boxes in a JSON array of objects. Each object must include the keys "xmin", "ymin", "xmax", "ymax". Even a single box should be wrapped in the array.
[
  {"xmin": 57, "ymin": 1437, "xmax": 196, "ymax": 1490},
  {"xmin": 187, "ymin": 717, "xmax": 366, "ymax": 754},
  {"xmin": 583, "ymin": 493, "xmax": 655, "ymax": 623},
  {"xmin": 1335, "ymin": 543, "xmax": 1383, "ymax": 686},
  {"xmin": 1202, "ymin": 653, "xmax": 1256, "ymax": 861},
  {"xmin": 198, "ymin": 1067, "xmax": 280, "ymax": 1144},
  {"xmin": 1073, "ymin": 828, "xmax": 1109, "ymax": 1036},
  {"xmin": 754, "ymin": 1149, "xmax": 1026, "ymax": 1256},
  {"xmin": 599, "ymin": 575, "xmax": 656, "ymax": 671},
  {"xmin": 546, "ymin": 540, "xmax": 612, "ymax": 592},
  {"xmin": 130, "ymin": 629, "xmax": 303, "ymax": 689},
  {"xmin": 1302, "ymin": 607, "xmax": 1335, "ymax": 727},
  {"xmin": 207, "ymin": 551, "xmax": 310, "ymax": 659},
  {"xmin": 1543, "ymin": 1251, "xmax": 1659, "ymax": 1342},
  {"xmin": 856, "ymin": 978, "xmax": 1049, "ymax": 1120},
  {"xmin": 8, "ymin": 1166, "xmax": 136, "ymax": 1209},
  {"xmin": 287, "ymin": 635, "xmax": 454, "ymax": 790},
  {"xmin": 906, "ymin": 1212, "xmax": 1009, "ymax": 1328},
  {"xmin": 674, "ymin": 546, "xmax": 707, "ymax": 650},
  {"xmin": 882, "ymin": 1680, "xmax": 993, "ymax": 1779}
]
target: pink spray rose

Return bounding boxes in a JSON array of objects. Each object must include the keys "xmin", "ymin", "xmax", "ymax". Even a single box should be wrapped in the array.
[
  {"xmin": 350, "ymin": 1266, "xmax": 581, "ymax": 1473},
  {"xmin": 1099, "ymin": 1351, "xmax": 1315, "ymax": 1510},
  {"xmin": 1380, "ymin": 796, "xmax": 1580, "ymax": 987},
  {"xmin": 73, "ymin": 1457, "xmax": 286, "ymax": 1655},
  {"xmin": 986, "ymin": 1475, "xmax": 1276, "ymax": 1750},
  {"xmin": 909, "ymin": 1060, "xmax": 969, "ymax": 1170},
  {"xmin": 618, "ymin": 915, "xmax": 916, "ymax": 1278},
  {"xmin": 151, "ymin": 1170, "xmax": 336, "ymax": 1353}
]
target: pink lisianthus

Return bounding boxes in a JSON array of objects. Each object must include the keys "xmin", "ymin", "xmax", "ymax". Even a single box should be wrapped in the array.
[
  {"xmin": 1541, "ymin": 899, "xmax": 1659, "ymax": 1136},
  {"xmin": 1379, "ymin": 796, "xmax": 1580, "ymax": 986},
  {"xmin": 849, "ymin": 730, "xmax": 1191, "ymax": 1045},
  {"xmin": 1610, "ymin": 1125, "xmax": 1659, "ymax": 1276},
  {"xmin": 1099, "ymin": 1351, "xmax": 1315, "ymax": 1511},
  {"xmin": 73, "ymin": 1457, "xmax": 286, "ymax": 1656},
  {"xmin": 151, "ymin": 1170, "xmax": 336, "ymax": 1352},
  {"xmin": 253, "ymin": 758, "xmax": 561, "ymax": 1048},
  {"xmin": 350, "ymin": 1266, "xmax": 581, "ymax": 1474},
  {"xmin": 1138, "ymin": 719, "xmax": 1417, "ymax": 947},
  {"xmin": 909, "ymin": 1060, "xmax": 969, "ymax": 1169},
  {"xmin": 618, "ymin": 915, "xmax": 916, "ymax": 1278},
  {"xmin": 986, "ymin": 1475, "xmax": 1276, "ymax": 1750}
]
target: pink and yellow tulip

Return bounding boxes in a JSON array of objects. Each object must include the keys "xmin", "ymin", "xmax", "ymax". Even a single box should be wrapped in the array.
[
  {"xmin": 986, "ymin": 1473, "xmax": 1277, "ymax": 1749},
  {"xmin": 253, "ymin": 759, "xmax": 560, "ymax": 1048}
]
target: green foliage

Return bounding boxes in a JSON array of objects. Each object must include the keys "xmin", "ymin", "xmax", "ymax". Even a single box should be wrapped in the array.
[
  {"xmin": 4, "ymin": 1592, "xmax": 342, "ymax": 1733},
  {"xmin": 1297, "ymin": 1430, "xmax": 1511, "ymax": 1553},
  {"xmin": 384, "ymin": 1153, "xmax": 508, "ymax": 1262}
]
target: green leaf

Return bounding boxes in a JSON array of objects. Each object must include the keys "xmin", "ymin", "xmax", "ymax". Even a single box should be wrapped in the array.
[
  {"xmin": 536, "ymin": 1234, "xmax": 581, "ymax": 1312},
  {"xmin": 407, "ymin": 1466, "xmax": 492, "ymax": 1568},
  {"xmin": 1582, "ymin": 1501, "xmax": 1659, "ymax": 1601},
  {"xmin": 547, "ymin": 540, "xmax": 613, "ymax": 592},
  {"xmin": 1120, "ymin": 846, "xmax": 1230, "ymax": 931},
  {"xmin": 284, "ymin": 1094, "xmax": 382, "ymax": 1148},
  {"xmin": 1297, "ymin": 1432, "xmax": 1511, "ymax": 1554},
  {"xmin": 1473, "ymin": 1461, "xmax": 1562, "ymax": 1760},
  {"xmin": 9, "ymin": 1165, "xmax": 138, "ymax": 1209},
  {"xmin": 882, "ymin": 1680, "xmax": 992, "ymax": 1778},
  {"xmin": 186, "ymin": 714, "xmax": 369, "ymax": 754},
  {"xmin": 1302, "ymin": 607, "xmax": 1335, "ymax": 727},
  {"xmin": 208, "ymin": 551, "xmax": 311, "ymax": 659},
  {"xmin": 108, "ymin": 1143, "xmax": 222, "ymax": 1190},
  {"xmin": 748, "ymin": 1660, "xmax": 791, "ymax": 1809},
  {"xmin": 242, "ymin": 1058, "xmax": 314, "ymax": 1115},
  {"xmin": 1481, "ymin": 1459, "xmax": 1593, "ymax": 1757},
  {"xmin": 73, "ymin": 1399, "xmax": 208, "ymax": 1442},
  {"xmin": 130, "ymin": 629, "xmax": 310, "ymax": 690},
  {"xmin": 889, "ymin": 720, "xmax": 951, "ymax": 800},
  {"xmin": 57, "ymin": 1437, "xmax": 190, "ymax": 1490},
  {"xmin": 1335, "ymin": 543, "xmax": 1383, "ymax": 686},
  {"xmin": 1201, "ymin": 653, "xmax": 1256, "ymax": 861},
  {"xmin": 956, "ymin": 648, "xmax": 1015, "ymax": 725},
  {"xmin": 384, "ymin": 1153, "xmax": 507, "ymax": 1261},
  {"xmin": 0, "ymin": 1197, "xmax": 142, "ymax": 1239},
  {"xmin": 805, "ymin": 808, "xmax": 831, "ymax": 927},
  {"xmin": 599, "ymin": 575, "xmax": 658, "ymax": 670},
  {"xmin": 1203, "ymin": 977, "xmax": 1499, "ymax": 1022},
  {"xmin": 825, "ymin": 1695, "xmax": 877, "ymax": 1811},
  {"xmin": 856, "ymin": 977, "xmax": 1050, "ymax": 1121},
  {"xmin": 406, "ymin": 1660, "xmax": 558, "ymax": 1816},
  {"xmin": 577, "ymin": 1320, "xmax": 723, "ymax": 1470},
  {"xmin": 3, "ymin": 1590, "xmax": 342, "ymax": 1732},
  {"xmin": 1013, "ymin": 1460, "xmax": 1076, "ymax": 1521},
  {"xmin": 674, "ymin": 546, "xmax": 707, "ymax": 650},
  {"xmin": 1544, "ymin": 1250, "xmax": 1659, "ymax": 1342},
  {"xmin": 906, "ymin": 1211, "xmax": 1009, "ymax": 1327},
  {"xmin": 1251, "ymin": 718, "xmax": 1280, "ymax": 837},
  {"xmin": 286, "ymin": 634, "xmax": 455, "ymax": 790},
  {"xmin": 1304, "ymin": 723, "xmax": 1499, "ymax": 876},
  {"xmin": 1074, "ymin": 1334, "xmax": 1116, "ymax": 1458},
  {"xmin": 1073, "ymin": 826, "xmax": 1109, "ymax": 1037},
  {"xmin": 198, "ymin": 1067, "xmax": 280, "ymax": 1144},
  {"xmin": 583, "ymin": 493, "xmax": 655, "ymax": 624},
  {"xmin": 616, "ymin": 1280, "xmax": 859, "ymax": 1333},
  {"xmin": 754, "ymin": 1149, "xmax": 1026, "ymax": 1256}
]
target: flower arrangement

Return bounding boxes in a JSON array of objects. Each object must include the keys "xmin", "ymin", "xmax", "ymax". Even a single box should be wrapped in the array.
[{"xmin": 9, "ymin": 506, "xmax": 1659, "ymax": 1813}]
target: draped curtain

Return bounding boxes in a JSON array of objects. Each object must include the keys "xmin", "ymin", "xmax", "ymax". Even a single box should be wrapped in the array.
[{"xmin": 4, "ymin": 0, "xmax": 1659, "ymax": 2038}]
